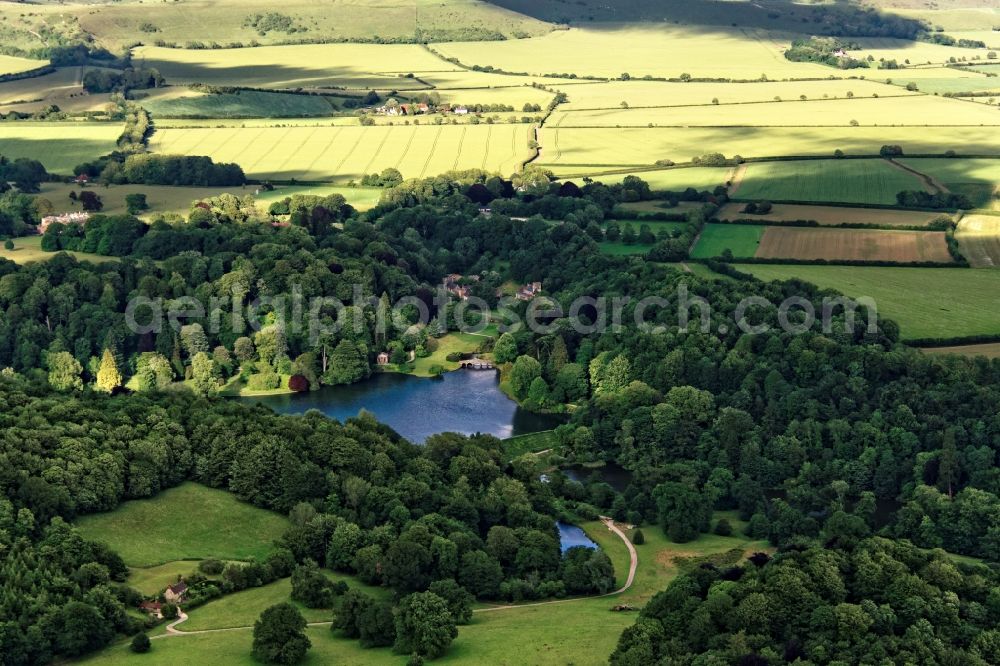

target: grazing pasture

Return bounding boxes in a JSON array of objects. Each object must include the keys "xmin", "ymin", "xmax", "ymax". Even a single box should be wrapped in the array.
[
  {"xmin": 549, "ymin": 95, "xmax": 999, "ymax": 128},
  {"xmin": 73, "ymin": 483, "xmax": 289, "ymax": 566},
  {"xmin": 755, "ymin": 227, "xmax": 954, "ymax": 263},
  {"xmin": 36, "ymin": 183, "xmax": 260, "ymax": 218},
  {"xmin": 149, "ymin": 123, "xmax": 535, "ymax": 181},
  {"xmin": 715, "ymin": 202, "xmax": 949, "ymax": 227},
  {"xmin": 539, "ymin": 126, "xmax": 1000, "ymax": 168},
  {"xmin": 955, "ymin": 214, "xmax": 1000, "ymax": 267},
  {"xmin": 557, "ymin": 79, "xmax": 908, "ymax": 110},
  {"xmin": 734, "ymin": 159, "xmax": 923, "ymax": 205},
  {"xmin": 0, "ymin": 122, "xmax": 122, "ymax": 174},
  {"xmin": 733, "ymin": 264, "xmax": 1000, "ymax": 340},
  {"xmin": 690, "ymin": 224, "xmax": 765, "ymax": 259},
  {"xmin": 78, "ymin": 0, "xmax": 550, "ymax": 49},
  {"xmin": 436, "ymin": 26, "xmax": 831, "ymax": 80},
  {"xmin": 133, "ymin": 44, "xmax": 451, "ymax": 89}
]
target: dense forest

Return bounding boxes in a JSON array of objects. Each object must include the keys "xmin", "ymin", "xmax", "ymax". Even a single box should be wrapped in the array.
[{"xmin": 5, "ymin": 166, "xmax": 1000, "ymax": 662}]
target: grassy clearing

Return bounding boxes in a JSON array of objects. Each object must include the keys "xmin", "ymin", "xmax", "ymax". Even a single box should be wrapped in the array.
[
  {"xmin": 128, "ymin": 561, "xmax": 203, "ymax": 597},
  {"xmin": 403, "ymin": 331, "xmax": 492, "ymax": 377},
  {"xmin": 74, "ymin": 483, "xmax": 289, "ymax": 567},
  {"xmin": 956, "ymin": 214, "xmax": 1000, "ymax": 267},
  {"xmin": 503, "ymin": 430, "xmax": 560, "ymax": 459},
  {"xmin": 900, "ymin": 158, "xmax": 1000, "ymax": 209},
  {"xmin": 691, "ymin": 224, "xmax": 765, "ymax": 258},
  {"xmin": 735, "ymin": 159, "xmax": 922, "ymax": 205},
  {"xmin": 253, "ymin": 184, "xmax": 383, "ymax": 211},
  {"xmin": 599, "ymin": 241, "xmax": 653, "ymax": 256},
  {"xmin": 36, "ymin": 182, "xmax": 262, "ymax": 218},
  {"xmin": 756, "ymin": 226, "xmax": 953, "ymax": 263},
  {"xmin": 733, "ymin": 264, "xmax": 1000, "ymax": 340},
  {"xmin": 541, "ymin": 126, "xmax": 1000, "ymax": 167},
  {"xmin": 140, "ymin": 89, "xmax": 338, "ymax": 118},
  {"xmin": 0, "ymin": 122, "xmax": 122, "ymax": 174},
  {"xmin": 0, "ymin": 236, "xmax": 115, "ymax": 266},
  {"xmin": 437, "ymin": 26, "xmax": 828, "ymax": 80},
  {"xmin": 715, "ymin": 202, "xmax": 949, "ymax": 227},
  {"xmin": 149, "ymin": 123, "xmax": 534, "ymax": 182},
  {"xmin": 558, "ymin": 79, "xmax": 907, "ymax": 110},
  {"xmin": 550, "ymin": 95, "xmax": 999, "ymax": 128},
  {"xmin": 178, "ymin": 571, "xmax": 390, "ymax": 631}
]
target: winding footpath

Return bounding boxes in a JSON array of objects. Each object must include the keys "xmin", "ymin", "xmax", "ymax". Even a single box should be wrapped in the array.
[{"xmin": 151, "ymin": 517, "xmax": 638, "ymax": 638}]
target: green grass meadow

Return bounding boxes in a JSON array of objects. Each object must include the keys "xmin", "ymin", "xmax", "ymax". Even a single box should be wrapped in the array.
[
  {"xmin": 736, "ymin": 159, "xmax": 923, "ymax": 205},
  {"xmin": 74, "ymin": 483, "xmax": 289, "ymax": 566},
  {"xmin": 733, "ymin": 264, "xmax": 1000, "ymax": 341},
  {"xmin": 691, "ymin": 224, "xmax": 765, "ymax": 259}
]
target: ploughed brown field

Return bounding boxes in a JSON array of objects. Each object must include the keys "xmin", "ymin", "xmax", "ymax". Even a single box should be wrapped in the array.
[
  {"xmin": 755, "ymin": 227, "xmax": 954, "ymax": 263},
  {"xmin": 716, "ymin": 203, "xmax": 949, "ymax": 227}
]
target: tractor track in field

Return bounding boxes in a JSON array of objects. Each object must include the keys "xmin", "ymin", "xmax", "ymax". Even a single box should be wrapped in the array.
[{"xmin": 886, "ymin": 158, "xmax": 950, "ymax": 195}]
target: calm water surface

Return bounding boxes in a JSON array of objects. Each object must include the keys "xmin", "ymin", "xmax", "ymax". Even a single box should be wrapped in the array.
[
  {"xmin": 243, "ymin": 370, "xmax": 558, "ymax": 443},
  {"xmin": 557, "ymin": 521, "xmax": 599, "ymax": 553}
]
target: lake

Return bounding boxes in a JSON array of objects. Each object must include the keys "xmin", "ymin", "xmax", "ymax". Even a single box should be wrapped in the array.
[
  {"xmin": 557, "ymin": 521, "xmax": 599, "ymax": 553},
  {"xmin": 242, "ymin": 370, "xmax": 559, "ymax": 443}
]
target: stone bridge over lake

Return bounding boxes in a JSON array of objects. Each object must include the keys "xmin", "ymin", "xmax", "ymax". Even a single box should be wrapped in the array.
[{"xmin": 459, "ymin": 358, "xmax": 495, "ymax": 370}]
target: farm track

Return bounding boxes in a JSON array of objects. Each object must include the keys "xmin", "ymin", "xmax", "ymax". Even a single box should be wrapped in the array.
[
  {"xmin": 151, "ymin": 518, "xmax": 638, "ymax": 638},
  {"xmin": 886, "ymin": 158, "xmax": 951, "ymax": 194},
  {"xmin": 727, "ymin": 164, "xmax": 748, "ymax": 196}
]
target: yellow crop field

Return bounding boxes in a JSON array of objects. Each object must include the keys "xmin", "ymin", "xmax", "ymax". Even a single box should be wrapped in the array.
[
  {"xmin": 148, "ymin": 123, "xmax": 535, "ymax": 181},
  {"xmin": 852, "ymin": 37, "xmax": 995, "ymax": 66},
  {"xmin": 557, "ymin": 79, "xmax": 908, "ymax": 110},
  {"xmin": 539, "ymin": 125, "xmax": 1000, "ymax": 166},
  {"xmin": 436, "ymin": 26, "xmax": 830, "ymax": 80},
  {"xmin": 133, "ymin": 44, "xmax": 454, "ymax": 89},
  {"xmin": 0, "ymin": 54, "xmax": 48, "ymax": 76},
  {"xmin": 0, "ymin": 122, "xmax": 123, "ymax": 174},
  {"xmin": 956, "ymin": 214, "xmax": 1000, "ymax": 268},
  {"xmin": 549, "ymin": 95, "xmax": 1000, "ymax": 128}
]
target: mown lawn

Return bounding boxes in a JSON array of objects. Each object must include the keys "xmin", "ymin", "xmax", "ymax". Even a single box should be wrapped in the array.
[
  {"xmin": 74, "ymin": 483, "xmax": 289, "ymax": 566},
  {"xmin": 128, "ymin": 561, "xmax": 203, "ymax": 597},
  {"xmin": 503, "ymin": 429, "xmax": 560, "ymax": 459},
  {"xmin": 0, "ymin": 236, "xmax": 116, "ymax": 265}
]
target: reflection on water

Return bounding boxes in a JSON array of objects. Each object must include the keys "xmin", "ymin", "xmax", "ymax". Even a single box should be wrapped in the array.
[
  {"xmin": 563, "ymin": 462, "xmax": 634, "ymax": 492},
  {"xmin": 242, "ymin": 370, "xmax": 559, "ymax": 443},
  {"xmin": 557, "ymin": 521, "xmax": 599, "ymax": 553}
]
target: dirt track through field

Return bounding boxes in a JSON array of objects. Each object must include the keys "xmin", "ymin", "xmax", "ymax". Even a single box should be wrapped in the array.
[
  {"xmin": 152, "ymin": 517, "xmax": 639, "ymax": 639},
  {"xmin": 727, "ymin": 163, "xmax": 748, "ymax": 196},
  {"xmin": 886, "ymin": 158, "xmax": 950, "ymax": 194},
  {"xmin": 756, "ymin": 227, "xmax": 954, "ymax": 263}
]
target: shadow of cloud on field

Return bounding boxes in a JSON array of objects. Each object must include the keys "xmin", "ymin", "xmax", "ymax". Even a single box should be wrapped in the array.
[
  {"xmin": 486, "ymin": 0, "xmax": 926, "ymax": 39},
  {"xmin": 0, "ymin": 136, "xmax": 119, "ymax": 174}
]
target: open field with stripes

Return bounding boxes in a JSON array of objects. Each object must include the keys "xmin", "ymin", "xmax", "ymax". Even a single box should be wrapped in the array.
[
  {"xmin": 755, "ymin": 226, "xmax": 953, "ymax": 263},
  {"xmin": 692, "ymin": 224, "xmax": 952, "ymax": 263},
  {"xmin": 0, "ymin": 122, "xmax": 122, "ymax": 174},
  {"xmin": 538, "ymin": 126, "xmax": 1000, "ymax": 169},
  {"xmin": 956, "ymin": 215, "xmax": 1000, "ymax": 268},
  {"xmin": 148, "ymin": 123, "xmax": 535, "ymax": 181}
]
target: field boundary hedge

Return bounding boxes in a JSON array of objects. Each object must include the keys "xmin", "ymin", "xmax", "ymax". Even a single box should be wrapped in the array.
[
  {"xmin": 0, "ymin": 64, "xmax": 55, "ymax": 85},
  {"xmin": 710, "ymin": 217, "xmax": 951, "ymax": 232},
  {"xmin": 909, "ymin": 334, "xmax": 1000, "ymax": 347},
  {"xmin": 693, "ymin": 256, "xmax": 968, "ymax": 268}
]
